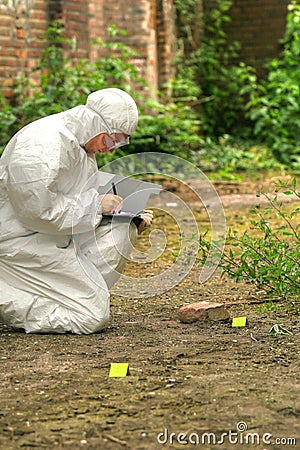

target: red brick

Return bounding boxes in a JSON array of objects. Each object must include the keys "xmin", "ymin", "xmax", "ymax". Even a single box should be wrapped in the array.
[
  {"xmin": 177, "ymin": 302, "xmax": 230, "ymax": 324},
  {"xmin": 3, "ymin": 89, "xmax": 14, "ymax": 98},
  {"xmin": 15, "ymin": 49, "xmax": 27, "ymax": 58},
  {"xmin": 16, "ymin": 28, "xmax": 25, "ymax": 38},
  {"xmin": 3, "ymin": 78, "xmax": 14, "ymax": 87}
]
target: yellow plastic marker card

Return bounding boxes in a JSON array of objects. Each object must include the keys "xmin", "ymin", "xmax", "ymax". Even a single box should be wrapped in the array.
[
  {"xmin": 232, "ymin": 317, "xmax": 247, "ymax": 327},
  {"xmin": 109, "ymin": 363, "xmax": 129, "ymax": 378}
]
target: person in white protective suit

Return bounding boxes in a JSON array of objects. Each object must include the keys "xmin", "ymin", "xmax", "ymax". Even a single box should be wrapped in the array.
[{"xmin": 0, "ymin": 88, "xmax": 153, "ymax": 334}]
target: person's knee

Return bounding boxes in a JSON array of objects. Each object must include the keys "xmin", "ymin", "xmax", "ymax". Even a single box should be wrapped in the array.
[
  {"xmin": 82, "ymin": 311, "xmax": 110, "ymax": 334},
  {"xmin": 71, "ymin": 294, "xmax": 111, "ymax": 334},
  {"xmin": 25, "ymin": 309, "xmax": 111, "ymax": 335},
  {"xmin": 24, "ymin": 289, "xmax": 111, "ymax": 334},
  {"xmin": 129, "ymin": 221, "xmax": 138, "ymax": 244}
]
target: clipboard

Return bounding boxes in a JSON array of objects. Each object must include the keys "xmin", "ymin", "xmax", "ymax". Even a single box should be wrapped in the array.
[
  {"xmin": 97, "ymin": 171, "xmax": 162, "ymax": 223},
  {"xmin": 102, "ymin": 212, "xmax": 144, "ymax": 226}
]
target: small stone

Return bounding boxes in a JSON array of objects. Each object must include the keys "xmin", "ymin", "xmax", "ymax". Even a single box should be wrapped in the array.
[{"xmin": 178, "ymin": 301, "xmax": 230, "ymax": 323}]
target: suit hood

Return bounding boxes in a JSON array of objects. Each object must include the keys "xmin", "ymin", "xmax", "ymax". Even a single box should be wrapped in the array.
[{"xmin": 61, "ymin": 88, "xmax": 139, "ymax": 146}]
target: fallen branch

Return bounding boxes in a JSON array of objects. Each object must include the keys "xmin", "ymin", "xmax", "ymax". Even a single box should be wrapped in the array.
[{"xmin": 102, "ymin": 433, "xmax": 127, "ymax": 446}]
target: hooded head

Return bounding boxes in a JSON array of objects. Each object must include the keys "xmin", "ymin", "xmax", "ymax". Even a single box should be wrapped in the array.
[
  {"xmin": 62, "ymin": 88, "xmax": 139, "ymax": 147},
  {"xmin": 86, "ymin": 88, "xmax": 139, "ymax": 135}
]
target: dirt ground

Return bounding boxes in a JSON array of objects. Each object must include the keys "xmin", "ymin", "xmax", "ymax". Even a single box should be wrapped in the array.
[{"xmin": 1, "ymin": 175, "xmax": 299, "ymax": 450}]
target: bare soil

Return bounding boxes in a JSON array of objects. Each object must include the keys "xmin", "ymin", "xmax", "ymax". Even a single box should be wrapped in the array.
[{"xmin": 1, "ymin": 176, "xmax": 299, "ymax": 450}]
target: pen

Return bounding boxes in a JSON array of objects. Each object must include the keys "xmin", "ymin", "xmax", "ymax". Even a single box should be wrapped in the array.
[
  {"xmin": 112, "ymin": 182, "xmax": 117, "ymax": 196},
  {"xmin": 112, "ymin": 182, "xmax": 121, "ymax": 213}
]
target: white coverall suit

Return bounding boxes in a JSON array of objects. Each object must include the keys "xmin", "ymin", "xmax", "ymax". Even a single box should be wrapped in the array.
[{"xmin": 0, "ymin": 88, "xmax": 138, "ymax": 334}]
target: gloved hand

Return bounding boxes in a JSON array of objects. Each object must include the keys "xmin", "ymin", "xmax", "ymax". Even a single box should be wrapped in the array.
[
  {"xmin": 137, "ymin": 209, "xmax": 153, "ymax": 234},
  {"xmin": 99, "ymin": 194, "xmax": 123, "ymax": 214}
]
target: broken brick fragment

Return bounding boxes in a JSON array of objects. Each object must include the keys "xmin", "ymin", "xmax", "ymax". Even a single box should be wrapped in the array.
[{"xmin": 178, "ymin": 301, "xmax": 230, "ymax": 323}]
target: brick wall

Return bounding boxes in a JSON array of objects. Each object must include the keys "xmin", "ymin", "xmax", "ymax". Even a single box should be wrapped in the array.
[
  {"xmin": 0, "ymin": 0, "xmax": 174, "ymax": 100},
  {"xmin": 87, "ymin": 0, "xmax": 161, "ymax": 97},
  {"xmin": 0, "ymin": 0, "xmax": 49, "ymax": 98},
  {"xmin": 203, "ymin": 0, "xmax": 291, "ymax": 76},
  {"xmin": 156, "ymin": 0, "xmax": 175, "ymax": 95},
  {"xmin": 62, "ymin": 0, "xmax": 89, "ymax": 59},
  {"xmin": 0, "ymin": 0, "xmax": 293, "ymax": 101},
  {"xmin": 60, "ymin": 0, "xmax": 174, "ymax": 97}
]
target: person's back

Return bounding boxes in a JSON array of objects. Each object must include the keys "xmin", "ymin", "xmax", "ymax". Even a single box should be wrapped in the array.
[{"xmin": 0, "ymin": 111, "xmax": 100, "ymax": 242}]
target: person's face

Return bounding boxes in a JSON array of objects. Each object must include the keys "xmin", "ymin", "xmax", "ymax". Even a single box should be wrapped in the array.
[
  {"xmin": 84, "ymin": 133, "xmax": 129, "ymax": 155},
  {"xmin": 84, "ymin": 133, "xmax": 110, "ymax": 155}
]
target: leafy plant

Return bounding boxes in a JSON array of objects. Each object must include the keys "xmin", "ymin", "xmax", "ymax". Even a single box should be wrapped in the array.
[
  {"xmin": 1, "ymin": 22, "xmax": 201, "ymax": 164},
  {"xmin": 256, "ymin": 301, "xmax": 282, "ymax": 314},
  {"xmin": 0, "ymin": 96, "xmax": 18, "ymax": 150},
  {"xmin": 16, "ymin": 23, "xmax": 143, "ymax": 124},
  {"xmin": 189, "ymin": 134, "xmax": 284, "ymax": 176},
  {"xmin": 269, "ymin": 324, "xmax": 293, "ymax": 336},
  {"xmin": 199, "ymin": 178, "xmax": 300, "ymax": 299},
  {"xmin": 174, "ymin": 0, "xmax": 300, "ymax": 172},
  {"xmin": 0, "ymin": 23, "xmax": 144, "ymax": 154},
  {"xmin": 245, "ymin": 1, "xmax": 300, "ymax": 170},
  {"xmin": 174, "ymin": 0, "xmax": 256, "ymax": 137}
]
